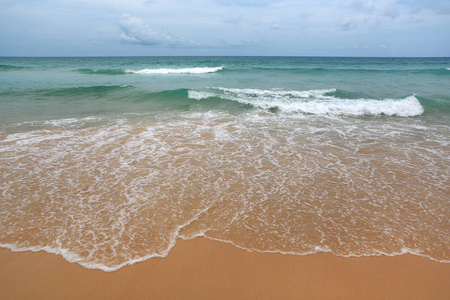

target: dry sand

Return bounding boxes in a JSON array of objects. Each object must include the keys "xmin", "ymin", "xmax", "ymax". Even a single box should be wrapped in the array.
[{"xmin": 1, "ymin": 237, "xmax": 449, "ymax": 300}]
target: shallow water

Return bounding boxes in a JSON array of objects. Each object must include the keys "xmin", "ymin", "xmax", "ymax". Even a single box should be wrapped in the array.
[{"xmin": 0, "ymin": 57, "xmax": 449, "ymax": 271}]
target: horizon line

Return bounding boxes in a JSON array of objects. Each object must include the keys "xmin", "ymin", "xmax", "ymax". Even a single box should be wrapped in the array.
[{"xmin": 1, "ymin": 55, "xmax": 449, "ymax": 58}]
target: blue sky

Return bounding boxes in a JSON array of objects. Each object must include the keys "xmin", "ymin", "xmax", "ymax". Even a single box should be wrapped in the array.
[{"xmin": 1, "ymin": 0, "xmax": 449, "ymax": 56}]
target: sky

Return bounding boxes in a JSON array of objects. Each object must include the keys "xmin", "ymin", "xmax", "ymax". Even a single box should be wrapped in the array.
[{"xmin": 0, "ymin": 0, "xmax": 449, "ymax": 56}]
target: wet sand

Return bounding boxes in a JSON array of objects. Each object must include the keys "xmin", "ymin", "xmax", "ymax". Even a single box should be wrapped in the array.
[{"xmin": 1, "ymin": 237, "xmax": 449, "ymax": 300}]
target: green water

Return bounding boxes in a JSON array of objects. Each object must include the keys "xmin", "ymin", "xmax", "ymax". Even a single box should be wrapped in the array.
[{"xmin": 1, "ymin": 57, "xmax": 449, "ymax": 126}]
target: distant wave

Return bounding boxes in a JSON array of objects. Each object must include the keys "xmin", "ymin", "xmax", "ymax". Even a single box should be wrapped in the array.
[
  {"xmin": 188, "ymin": 87, "xmax": 424, "ymax": 117},
  {"xmin": 249, "ymin": 67, "xmax": 450, "ymax": 75},
  {"xmin": 39, "ymin": 85, "xmax": 132, "ymax": 97},
  {"xmin": 76, "ymin": 68, "xmax": 127, "ymax": 75},
  {"xmin": 75, "ymin": 66, "xmax": 448, "ymax": 76},
  {"xmin": 410, "ymin": 68, "xmax": 450, "ymax": 75},
  {"xmin": 75, "ymin": 66, "xmax": 224, "ymax": 75},
  {"xmin": 0, "ymin": 64, "xmax": 27, "ymax": 71},
  {"xmin": 126, "ymin": 66, "xmax": 224, "ymax": 75}
]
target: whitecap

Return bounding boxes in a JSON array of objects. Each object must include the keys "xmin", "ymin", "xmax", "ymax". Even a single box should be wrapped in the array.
[
  {"xmin": 187, "ymin": 90, "xmax": 217, "ymax": 100},
  {"xmin": 126, "ymin": 66, "xmax": 223, "ymax": 75},
  {"xmin": 188, "ymin": 87, "xmax": 424, "ymax": 117}
]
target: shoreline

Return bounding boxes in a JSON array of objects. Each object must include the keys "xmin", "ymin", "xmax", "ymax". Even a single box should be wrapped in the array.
[{"xmin": 1, "ymin": 237, "xmax": 449, "ymax": 299}]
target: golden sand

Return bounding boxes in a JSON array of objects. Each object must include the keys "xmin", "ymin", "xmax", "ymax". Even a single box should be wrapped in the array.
[{"xmin": 1, "ymin": 237, "xmax": 449, "ymax": 300}]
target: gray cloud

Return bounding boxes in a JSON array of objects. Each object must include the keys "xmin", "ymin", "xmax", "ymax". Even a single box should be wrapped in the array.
[
  {"xmin": 336, "ymin": 0, "xmax": 406, "ymax": 31},
  {"xmin": 436, "ymin": 1, "xmax": 450, "ymax": 14},
  {"xmin": 119, "ymin": 14, "xmax": 196, "ymax": 46},
  {"xmin": 341, "ymin": 19, "xmax": 359, "ymax": 31}
]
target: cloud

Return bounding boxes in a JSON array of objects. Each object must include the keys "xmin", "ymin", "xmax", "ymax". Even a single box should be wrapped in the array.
[
  {"xmin": 218, "ymin": 38, "xmax": 262, "ymax": 48},
  {"xmin": 341, "ymin": 19, "xmax": 360, "ymax": 31},
  {"xmin": 1, "ymin": 0, "xmax": 449, "ymax": 56},
  {"xmin": 118, "ymin": 14, "xmax": 195, "ymax": 46},
  {"xmin": 222, "ymin": 15, "xmax": 243, "ymax": 26},
  {"xmin": 436, "ymin": 1, "xmax": 450, "ymax": 14},
  {"xmin": 335, "ymin": 0, "xmax": 406, "ymax": 31},
  {"xmin": 216, "ymin": 0, "xmax": 272, "ymax": 7},
  {"xmin": 383, "ymin": 6, "xmax": 400, "ymax": 19}
]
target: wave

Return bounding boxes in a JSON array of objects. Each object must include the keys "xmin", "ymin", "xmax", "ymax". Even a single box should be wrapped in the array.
[
  {"xmin": 410, "ymin": 68, "xmax": 450, "ymax": 75},
  {"xmin": 39, "ymin": 85, "xmax": 132, "ymax": 97},
  {"xmin": 2, "ymin": 85, "xmax": 426, "ymax": 118},
  {"xmin": 75, "ymin": 66, "xmax": 449, "ymax": 76},
  {"xmin": 75, "ymin": 66, "xmax": 224, "ymax": 75},
  {"xmin": 126, "ymin": 66, "xmax": 224, "ymax": 75},
  {"xmin": 76, "ymin": 68, "xmax": 127, "ymax": 75},
  {"xmin": 0, "ymin": 64, "xmax": 27, "ymax": 71},
  {"xmin": 248, "ymin": 67, "xmax": 450, "ymax": 75},
  {"xmin": 188, "ymin": 88, "xmax": 424, "ymax": 117},
  {"xmin": 0, "ymin": 85, "xmax": 133, "ymax": 102},
  {"xmin": 42, "ymin": 85, "xmax": 130, "ymax": 96}
]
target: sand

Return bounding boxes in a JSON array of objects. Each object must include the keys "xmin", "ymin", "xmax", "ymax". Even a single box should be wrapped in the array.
[{"xmin": 0, "ymin": 237, "xmax": 449, "ymax": 300}]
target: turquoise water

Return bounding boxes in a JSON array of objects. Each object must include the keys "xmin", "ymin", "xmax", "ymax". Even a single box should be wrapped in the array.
[
  {"xmin": 0, "ymin": 57, "xmax": 449, "ymax": 271},
  {"xmin": 1, "ymin": 57, "xmax": 449, "ymax": 126}
]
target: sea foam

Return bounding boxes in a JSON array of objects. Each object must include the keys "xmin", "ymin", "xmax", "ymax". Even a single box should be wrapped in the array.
[
  {"xmin": 188, "ymin": 88, "xmax": 424, "ymax": 117},
  {"xmin": 126, "ymin": 66, "xmax": 223, "ymax": 75}
]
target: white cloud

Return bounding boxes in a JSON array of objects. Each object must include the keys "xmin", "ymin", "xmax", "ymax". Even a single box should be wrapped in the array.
[{"xmin": 118, "ymin": 14, "xmax": 196, "ymax": 47}]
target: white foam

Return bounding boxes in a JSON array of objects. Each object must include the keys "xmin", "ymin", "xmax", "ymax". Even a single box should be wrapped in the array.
[
  {"xmin": 188, "ymin": 88, "xmax": 424, "ymax": 117},
  {"xmin": 286, "ymin": 95, "xmax": 424, "ymax": 117},
  {"xmin": 43, "ymin": 116, "xmax": 106, "ymax": 127},
  {"xmin": 0, "ymin": 242, "xmax": 170, "ymax": 272},
  {"xmin": 1, "ymin": 102, "xmax": 447, "ymax": 272},
  {"xmin": 217, "ymin": 87, "xmax": 336, "ymax": 99},
  {"xmin": 187, "ymin": 90, "xmax": 216, "ymax": 100},
  {"xmin": 199, "ymin": 236, "xmax": 450, "ymax": 264},
  {"xmin": 126, "ymin": 66, "xmax": 223, "ymax": 75}
]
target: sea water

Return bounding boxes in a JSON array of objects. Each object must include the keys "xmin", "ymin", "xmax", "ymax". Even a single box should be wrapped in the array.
[{"xmin": 0, "ymin": 56, "xmax": 449, "ymax": 271}]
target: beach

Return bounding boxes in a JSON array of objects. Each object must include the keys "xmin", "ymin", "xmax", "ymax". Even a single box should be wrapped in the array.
[
  {"xmin": 1, "ymin": 237, "xmax": 449, "ymax": 299},
  {"xmin": 1, "ymin": 56, "xmax": 449, "ymax": 298}
]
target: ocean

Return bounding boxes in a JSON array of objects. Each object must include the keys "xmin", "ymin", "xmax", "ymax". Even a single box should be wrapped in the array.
[{"xmin": 0, "ymin": 56, "xmax": 449, "ymax": 271}]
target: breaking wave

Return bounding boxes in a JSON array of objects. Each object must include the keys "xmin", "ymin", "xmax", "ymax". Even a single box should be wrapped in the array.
[
  {"xmin": 188, "ymin": 88, "xmax": 424, "ymax": 117},
  {"xmin": 126, "ymin": 66, "xmax": 224, "ymax": 75},
  {"xmin": 75, "ymin": 66, "xmax": 224, "ymax": 75}
]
